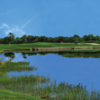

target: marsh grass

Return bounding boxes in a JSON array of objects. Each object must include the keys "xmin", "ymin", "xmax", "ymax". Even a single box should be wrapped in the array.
[{"xmin": 0, "ymin": 59, "xmax": 100, "ymax": 100}]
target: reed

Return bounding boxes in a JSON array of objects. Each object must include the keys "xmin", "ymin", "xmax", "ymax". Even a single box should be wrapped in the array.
[{"xmin": 0, "ymin": 60, "xmax": 100, "ymax": 100}]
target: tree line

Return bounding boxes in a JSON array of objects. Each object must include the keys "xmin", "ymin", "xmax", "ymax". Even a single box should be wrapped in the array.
[{"xmin": 0, "ymin": 33, "xmax": 100, "ymax": 44}]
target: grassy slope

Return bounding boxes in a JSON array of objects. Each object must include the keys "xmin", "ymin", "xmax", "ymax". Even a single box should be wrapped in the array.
[
  {"xmin": 0, "ymin": 88, "xmax": 45, "ymax": 100},
  {"xmin": 0, "ymin": 42, "xmax": 100, "ymax": 53},
  {"xmin": 0, "ymin": 42, "xmax": 100, "ymax": 54}
]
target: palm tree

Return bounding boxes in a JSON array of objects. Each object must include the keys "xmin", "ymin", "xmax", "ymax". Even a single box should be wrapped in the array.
[{"xmin": 9, "ymin": 32, "xmax": 15, "ymax": 44}]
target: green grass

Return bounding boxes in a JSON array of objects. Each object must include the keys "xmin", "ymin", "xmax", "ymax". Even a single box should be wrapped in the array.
[
  {"xmin": 0, "ymin": 60, "xmax": 100, "ymax": 100},
  {"xmin": 0, "ymin": 42, "xmax": 100, "ymax": 99},
  {"xmin": 0, "ymin": 42, "xmax": 100, "ymax": 54},
  {"xmin": 0, "ymin": 42, "xmax": 99, "ymax": 50},
  {"xmin": 0, "ymin": 61, "xmax": 49, "ymax": 100},
  {"xmin": 0, "ymin": 88, "xmax": 45, "ymax": 100}
]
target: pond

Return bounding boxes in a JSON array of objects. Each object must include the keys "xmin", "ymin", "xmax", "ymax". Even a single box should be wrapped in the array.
[{"xmin": 0, "ymin": 51, "xmax": 100, "ymax": 96}]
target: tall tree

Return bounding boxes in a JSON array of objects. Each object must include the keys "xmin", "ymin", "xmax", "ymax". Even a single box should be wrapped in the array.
[
  {"xmin": 27, "ymin": 35, "xmax": 35, "ymax": 43},
  {"xmin": 87, "ymin": 34, "xmax": 94, "ymax": 42},
  {"xmin": 82, "ymin": 35, "xmax": 89, "ymax": 42},
  {"xmin": 15, "ymin": 38, "xmax": 22, "ymax": 44},
  {"xmin": 52, "ymin": 37, "xmax": 59, "ymax": 43},
  {"xmin": 68, "ymin": 36, "xmax": 74, "ymax": 43},
  {"xmin": 39, "ymin": 36, "xmax": 47, "ymax": 42},
  {"xmin": 32, "ymin": 36, "xmax": 39, "ymax": 43},
  {"xmin": 47, "ymin": 37, "xmax": 53, "ymax": 42},
  {"xmin": 57, "ymin": 36, "xmax": 65, "ymax": 43},
  {"xmin": 3, "ymin": 37, "xmax": 10, "ymax": 44},
  {"xmin": 65, "ymin": 37, "xmax": 69, "ymax": 43},
  {"xmin": 73, "ymin": 34, "xmax": 81, "ymax": 43},
  {"xmin": 20, "ymin": 35, "xmax": 27, "ymax": 43},
  {"xmin": 9, "ymin": 32, "xmax": 15, "ymax": 44},
  {"xmin": 95, "ymin": 35, "xmax": 100, "ymax": 41},
  {"xmin": 0, "ymin": 38, "xmax": 4, "ymax": 44}
]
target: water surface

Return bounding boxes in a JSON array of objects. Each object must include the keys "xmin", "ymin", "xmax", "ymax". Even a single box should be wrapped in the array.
[{"xmin": 1, "ymin": 52, "xmax": 100, "ymax": 94}]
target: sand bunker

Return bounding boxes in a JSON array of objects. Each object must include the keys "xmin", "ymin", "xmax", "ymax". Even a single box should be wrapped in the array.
[{"xmin": 78, "ymin": 43, "xmax": 100, "ymax": 45}]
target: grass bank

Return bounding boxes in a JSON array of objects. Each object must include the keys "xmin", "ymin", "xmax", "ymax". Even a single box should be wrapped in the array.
[
  {"xmin": 0, "ymin": 88, "xmax": 44, "ymax": 100},
  {"xmin": 0, "ymin": 61, "xmax": 48, "ymax": 100},
  {"xmin": 0, "ymin": 42, "xmax": 100, "ymax": 54},
  {"xmin": 0, "ymin": 42, "xmax": 100, "ymax": 53},
  {"xmin": 0, "ymin": 60, "xmax": 100, "ymax": 100}
]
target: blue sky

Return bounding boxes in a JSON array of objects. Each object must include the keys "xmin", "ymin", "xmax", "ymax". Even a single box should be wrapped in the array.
[{"xmin": 0, "ymin": 0, "xmax": 100, "ymax": 38}]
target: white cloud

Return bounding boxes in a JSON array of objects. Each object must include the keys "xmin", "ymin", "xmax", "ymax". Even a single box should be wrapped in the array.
[
  {"xmin": 0, "ymin": 23, "xmax": 26, "ymax": 37},
  {"xmin": 0, "ymin": 13, "xmax": 40, "ymax": 37},
  {"xmin": 0, "ymin": 23, "xmax": 9, "ymax": 29}
]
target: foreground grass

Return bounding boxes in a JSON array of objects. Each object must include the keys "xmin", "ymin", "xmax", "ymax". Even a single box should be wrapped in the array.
[
  {"xmin": 0, "ymin": 61, "xmax": 49, "ymax": 100},
  {"xmin": 0, "ymin": 88, "xmax": 44, "ymax": 100},
  {"xmin": 0, "ymin": 60, "xmax": 100, "ymax": 100}
]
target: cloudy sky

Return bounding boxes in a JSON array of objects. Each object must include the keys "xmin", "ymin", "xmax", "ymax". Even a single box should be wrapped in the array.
[{"xmin": 0, "ymin": 0, "xmax": 100, "ymax": 38}]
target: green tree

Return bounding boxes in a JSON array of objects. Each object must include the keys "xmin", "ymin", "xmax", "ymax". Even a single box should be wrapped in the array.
[
  {"xmin": 32, "ymin": 38, "xmax": 39, "ymax": 43},
  {"xmin": 93, "ymin": 35, "xmax": 100, "ymax": 44},
  {"xmin": 65, "ymin": 37, "xmax": 69, "ymax": 43},
  {"xmin": 39, "ymin": 36, "xmax": 47, "ymax": 42},
  {"xmin": 0, "ymin": 38, "xmax": 4, "ymax": 44},
  {"xmin": 57, "ymin": 36, "xmax": 65, "ymax": 43},
  {"xmin": 32, "ymin": 36, "xmax": 39, "ymax": 43},
  {"xmin": 87, "ymin": 34, "xmax": 94, "ymax": 43},
  {"xmin": 68, "ymin": 36, "xmax": 74, "ymax": 43},
  {"xmin": 27, "ymin": 35, "xmax": 35, "ymax": 43},
  {"xmin": 3, "ymin": 37, "xmax": 10, "ymax": 44},
  {"xmin": 73, "ymin": 34, "xmax": 81, "ymax": 43},
  {"xmin": 20, "ymin": 35, "xmax": 27, "ymax": 43},
  {"xmin": 82, "ymin": 35, "xmax": 89, "ymax": 43},
  {"xmin": 95, "ymin": 35, "xmax": 100, "ymax": 41},
  {"xmin": 47, "ymin": 37, "xmax": 53, "ymax": 42},
  {"xmin": 52, "ymin": 37, "xmax": 59, "ymax": 43},
  {"xmin": 9, "ymin": 32, "xmax": 15, "ymax": 44},
  {"xmin": 15, "ymin": 38, "xmax": 22, "ymax": 44}
]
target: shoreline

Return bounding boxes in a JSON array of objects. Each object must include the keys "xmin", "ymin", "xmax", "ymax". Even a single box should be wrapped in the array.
[
  {"xmin": 0, "ymin": 42, "xmax": 100, "ymax": 53},
  {"xmin": 30, "ymin": 46, "xmax": 100, "ymax": 51}
]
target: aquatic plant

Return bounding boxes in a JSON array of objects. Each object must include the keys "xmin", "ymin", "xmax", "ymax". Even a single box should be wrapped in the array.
[{"xmin": 0, "ymin": 60, "xmax": 100, "ymax": 100}]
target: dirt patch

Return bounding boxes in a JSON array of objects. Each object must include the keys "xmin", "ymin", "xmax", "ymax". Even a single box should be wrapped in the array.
[
  {"xmin": 30, "ymin": 46, "xmax": 96, "ymax": 51},
  {"xmin": 74, "ymin": 47, "xmax": 88, "ymax": 50}
]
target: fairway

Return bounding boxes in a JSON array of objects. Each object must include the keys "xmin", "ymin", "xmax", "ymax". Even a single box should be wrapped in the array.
[{"xmin": 0, "ymin": 42, "xmax": 100, "ymax": 53}]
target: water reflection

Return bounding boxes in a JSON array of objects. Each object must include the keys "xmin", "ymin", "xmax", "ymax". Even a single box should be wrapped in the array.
[
  {"xmin": 3, "ymin": 51, "xmax": 100, "ymax": 58},
  {"xmin": 0, "ymin": 51, "xmax": 100, "ymax": 95}
]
